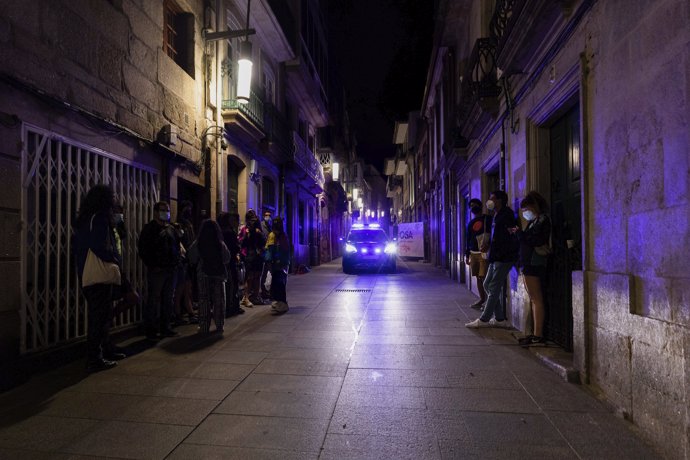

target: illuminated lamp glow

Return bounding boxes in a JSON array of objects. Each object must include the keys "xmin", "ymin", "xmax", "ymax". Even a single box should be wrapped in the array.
[
  {"xmin": 237, "ymin": 41, "xmax": 253, "ymax": 104},
  {"xmin": 345, "ymin": 243, "xmax": 357, "ymax": 253},
  {"xmin": 332, "ymin": 162, "xmax": 340, "ymax": 181}
]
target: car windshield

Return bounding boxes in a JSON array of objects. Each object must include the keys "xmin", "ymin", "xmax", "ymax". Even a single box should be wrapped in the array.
[{"xmin": 348, "ymin": 229, "xmax": 388, "ymax": 243}]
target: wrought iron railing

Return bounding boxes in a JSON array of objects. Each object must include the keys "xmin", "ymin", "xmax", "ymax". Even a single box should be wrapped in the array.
[
  {"xmin": 458, "ymin": 37, "xmax": 500, "ymax": 124},
  {"xmin": 489, "ymin": 0, "xmax": 526, "ymax": 53},
  {"xmin": 292, "ymin": 131, "xmax": 324, "ymax": 189},
  {"xmin": 222, "ymin": 89, "xmax": 265, "ymax": 130}
]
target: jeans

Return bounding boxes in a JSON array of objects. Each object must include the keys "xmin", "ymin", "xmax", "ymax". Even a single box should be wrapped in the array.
[
  {"xmin": 145, "ymin": 268, "xmax": 175, "ymax": 334},
  {"xmin": 480, "ymin": 261, "xmax": 514, "ymax": 322},
  {"xmin": 270, "ymin": 268, "xmax": 288, "ymax": 303},
  {"xmin": 82, "ymin": 283, "xmax": 115, "ymax": 362}
]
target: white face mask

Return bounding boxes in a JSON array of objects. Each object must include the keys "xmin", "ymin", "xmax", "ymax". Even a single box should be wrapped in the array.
[
  {"xmin": 264, "ymin": 216, "xmax": 271, "ymax": 223},
  {"xmin": 522, "ymin": 210, "xmax": 536, "ymax": 221},
  {"xmin": 159, "ymin": 211, "xmax": 171, "ymax": 222},
  {"xmin": 486, "ymin": 200, "xmax": 495, "ymax": 211}
]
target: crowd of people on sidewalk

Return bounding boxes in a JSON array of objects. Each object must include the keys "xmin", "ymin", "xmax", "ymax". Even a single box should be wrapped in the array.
[
  {"xmin": 72, "ymin": 184, "xmax": 291, "ymax": 372},
  {"xmin": 464, "ymin": 189, "xmax": 552, "ymax": 347}
]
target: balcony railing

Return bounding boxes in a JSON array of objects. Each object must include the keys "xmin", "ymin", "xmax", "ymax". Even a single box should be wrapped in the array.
[
  {"xmin": 292, "ymin": 131, "xmax": 324, "ymax": 189},
  {"xmin": 457, "ymin": 37, "xmax": 501, "ymax": 138},
  {"xmin": 222, "ymin": 89, "xmax": 265, "ymax": 131},
  {"xmin": 489, "ymin": 0, "xmax": 526, "ymax": 55}
]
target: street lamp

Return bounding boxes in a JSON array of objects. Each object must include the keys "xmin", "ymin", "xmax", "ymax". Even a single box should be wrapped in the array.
[
  {"xmin": 332, "ymin": 162, "xmax": 340, "ymax": 181},
  {"xmin": 202, "ymin": 0, "xmax": 255, "ymax": 103},
  {"xmin": 353, "ymin": 188, "xmax": 359, "ymax": 201},
  {"xmin": 236, "ymin": 41, "xmax": 253, "ymax": 104}
]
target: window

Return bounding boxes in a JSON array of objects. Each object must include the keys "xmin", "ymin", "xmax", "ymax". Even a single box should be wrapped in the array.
[
  {"xmin": 262, "ymin": 177, "xmax": 276, "ymax": 211},
  {"xmin": 262, "ymin": 64, "xmax": 276, "ymax": 105},
  {"xmin": 163, "ymin": 0, "xmax": 195, "ymax": 78},
  {"xmin": 299, "ymin": 202, "xmax": 306, "ymax": 244}
]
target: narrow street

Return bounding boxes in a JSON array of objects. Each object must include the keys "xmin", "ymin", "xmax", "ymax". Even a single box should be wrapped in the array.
[{"xmin": 0, "ymin": 260, "xmax": 657, "ymax": 459}]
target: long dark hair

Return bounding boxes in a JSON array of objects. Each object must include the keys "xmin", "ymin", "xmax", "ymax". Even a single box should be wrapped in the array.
[
  {"xmin": 198, "ymin": 219, "xmax": 224, "ymax": 268},
  {"xmin": 77, "ymin": 184, "xmax": 114, "ymax": 227},
  {"xmin": 272, "ymin": 217, "xmax": 289, "ymax": 247}
]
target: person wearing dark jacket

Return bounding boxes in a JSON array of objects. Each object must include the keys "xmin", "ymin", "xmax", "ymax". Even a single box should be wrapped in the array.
[
  {"xmin": 138, "ymin": 201, "xmax": 181, "ymax": 340},
  {"xmin": 466, "ymin": 190, "xmax": 519, "ymax": 329},
  {"xmin": 218, "ymin": 212, "xmax": 244, "ymax": 316},
  {"xmin": 187, "ymin": 220, "xmax": 231, "ymax": 333},
  {"xmin": 515, "ymin": 191, "xmax": 552, "ymax": 346},
  {"xmin": 73, "ymin": 185, "xmax": 121, "ymax": 372},
  {"xmin": 464, "ymin": 199, "xmax": 492, "ymax": 308},
  {"xmin": 266, "ymin": 217, "xmax": 290, "ymax": 314}
]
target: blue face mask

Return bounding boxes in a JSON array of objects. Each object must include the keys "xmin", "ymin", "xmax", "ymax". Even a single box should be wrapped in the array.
[{"xmin": 522, "ymin": 210, "xmax": 536, "ymax": 221}]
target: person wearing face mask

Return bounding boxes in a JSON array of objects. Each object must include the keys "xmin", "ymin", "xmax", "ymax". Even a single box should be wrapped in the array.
[
  {"xmin": 259, "ymin": 209, "xmax": 273, "ymax": 300},
  {"xmin": 512, "ymin": 191, "xmax": 551, "ymax": 346},
  {"xmin": 465, "ymin": 198, "xmax": 492, "ymax": 308},
  {"xmin": 466, "ymin": 190, "xmax": 519, "ymax": 329},
  {"xmin": 138, "ymin": 201, "xmax": 182, "ymax": 340}
]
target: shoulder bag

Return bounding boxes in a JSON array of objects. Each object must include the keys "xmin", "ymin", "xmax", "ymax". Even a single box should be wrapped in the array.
[{"xmin": 82, "ymin": 215, "xmax": 122, "ymax": 287}]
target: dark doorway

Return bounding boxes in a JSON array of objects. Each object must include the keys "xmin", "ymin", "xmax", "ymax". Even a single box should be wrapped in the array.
[
  {"xmin": 177, "ymin": 178, "xmax": 205, "ymax": 231},
  {"xmin": 227, "ymin": 157, "xmax": 241, "ymax": 216},
  {"xmin": 546, "ymin": 105, "xmax": 582, "ymax": 351}
]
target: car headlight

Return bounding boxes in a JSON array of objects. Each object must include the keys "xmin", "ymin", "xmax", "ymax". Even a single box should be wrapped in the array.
[
  {"xmin": 345, "ymin": 243, "xmax": 357, "ymax": 253},
  {"xmin": 384, "ymin": 242, "xmax": 397, "ymax": 254}
]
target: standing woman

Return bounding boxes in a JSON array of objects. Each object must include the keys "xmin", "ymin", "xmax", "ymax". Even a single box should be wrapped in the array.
[
  {"xmin": 514, "ymin": 191, "xmax": 552, "ymax": 345},
  {"xmin": 265, "ymin": 217, "xmax": 290, "ymax": 314},
  {"xmin": 73, "ymin": 184, "xmax": 122, "ymax": 372},
  {"xmin": 187, "ymin": 220, "xmax": 231, "ymax": 333},
  {"xmin": 238, "ymin": 209, "xmax": 266, "ymax": 307}
]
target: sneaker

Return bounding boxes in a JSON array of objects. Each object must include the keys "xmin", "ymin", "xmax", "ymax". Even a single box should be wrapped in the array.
[
  {"xmin": 490, "ymin": 319, "xmax": 509, "ymax": 328},
  {"xmin": 270, "ymin": 301, "xmax": 289, "ymax": 314},
  {"xmin": 520, "ymin": 335, "xmax": 546, "ymax": 346},
  {"xmin": 86, "ymin": 358, "xmax": 117, "ymax": 373},
  {"xmin": 249, "ymin": 296, "xmax": 265, "ymax": 306},
  {"xmin": 465, "ymin": 318, "xmax": 491, "ymax": 328},
  {"xmin": 240, "ymin": 298, "xmax": 254, "ymax": 308},
  {"xmin": 470, "ymin": 300, "xmax": 485, "ymax": 309}
]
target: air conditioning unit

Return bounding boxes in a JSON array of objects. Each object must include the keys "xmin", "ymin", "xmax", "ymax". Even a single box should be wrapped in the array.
[{"xmin": 159, "ymin": 124, "xmax": 179, "ymax": 147}]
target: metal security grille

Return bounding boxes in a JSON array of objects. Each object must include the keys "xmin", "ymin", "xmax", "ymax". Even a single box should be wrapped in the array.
[
  {"xmin": 20, "ymin": 125, "xmax": 159, "ymax": 353},
  {"xmin": 334, "ymin": 289, "xmax": 371, "ymax": 293}
]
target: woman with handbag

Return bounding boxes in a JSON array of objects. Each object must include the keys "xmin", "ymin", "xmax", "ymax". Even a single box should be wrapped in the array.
[
  {"xmin": 511, "ymin": 190, "xmax": 552, "ymax": 346},
  {"xmin": 73, "ymin": 185, "xmax": 123, "ymax": 372}
]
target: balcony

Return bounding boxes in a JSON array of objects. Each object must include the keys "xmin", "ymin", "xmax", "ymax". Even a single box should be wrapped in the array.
[
  {"xmin": 489, "ymin": 0, "xmax": 586, "ymax": 75},
  {"xmin": 290, "ymin": 131, "xmax": 324, "ymax": 193},
  {"xmin": 457, "ymin": 37, "xmax": 501, "ymax": 140},
  {"xmin": 221, "ymin": 89, "xmax": 265, "ymax": 145}
]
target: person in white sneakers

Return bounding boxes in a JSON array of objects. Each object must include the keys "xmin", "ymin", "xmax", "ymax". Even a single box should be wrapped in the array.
[
  {"xmin": 265, "ymin": 217, "xmax": 290, "ymax": 314},
  {"xmin": 466, "ymin": 190, "xmax": 519, "ymax": 329}
]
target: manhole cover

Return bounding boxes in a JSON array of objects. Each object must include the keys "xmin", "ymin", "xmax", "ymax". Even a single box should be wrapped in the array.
[{"xmin": 334, "ymin": 289, "xmax": 371, "ymax": 293}]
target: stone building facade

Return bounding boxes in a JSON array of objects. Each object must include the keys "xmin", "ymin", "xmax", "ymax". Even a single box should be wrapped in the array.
[
  {"xmin": 0, "ymin": 0, "xmax": 344, "ymax": 365},
  {"xmin": 416, "ymin": 0, "xmax": 690, "ymax": 457}
]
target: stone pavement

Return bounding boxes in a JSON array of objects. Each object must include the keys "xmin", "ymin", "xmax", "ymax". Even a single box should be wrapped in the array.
[{"xmin": 0, "ymin": 259, "xmax": 660, "ymax": 459}]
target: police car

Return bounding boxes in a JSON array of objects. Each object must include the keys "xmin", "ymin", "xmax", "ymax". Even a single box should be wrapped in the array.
[{"xmin": 342, "ymin": 223, "xmax": 397, "ymax": 274}]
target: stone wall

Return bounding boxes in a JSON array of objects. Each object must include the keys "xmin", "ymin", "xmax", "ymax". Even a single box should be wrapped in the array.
[{"xmin": 0, "ymin": 0, "xmax": 206, "ymax": 160}]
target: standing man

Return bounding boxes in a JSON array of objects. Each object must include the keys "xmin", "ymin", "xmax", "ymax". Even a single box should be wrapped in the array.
[
  {"xmin": 466, "ymin": 190, "xmax": 519, "ymax": 328},
  {"xmin": 138, "ymin": 201, "xmax": 181, "ymax": 340},
  {"xmin": 464, "ymin": 198, "xmax": 492, "ymax": 308},
  {"xmin": 259, "ymin": 209, "xmax": 272, "ymax": 300}
]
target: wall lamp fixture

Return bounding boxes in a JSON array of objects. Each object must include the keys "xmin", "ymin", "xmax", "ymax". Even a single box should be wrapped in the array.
[{"xmin": 202, "ymin": 0, "xmax": 255, "ymax": 104}]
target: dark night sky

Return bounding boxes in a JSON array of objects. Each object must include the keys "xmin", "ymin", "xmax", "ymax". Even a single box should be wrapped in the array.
[{"xmin": 326, "ymin": 1, "xmax": 435, "ymax": 172}]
